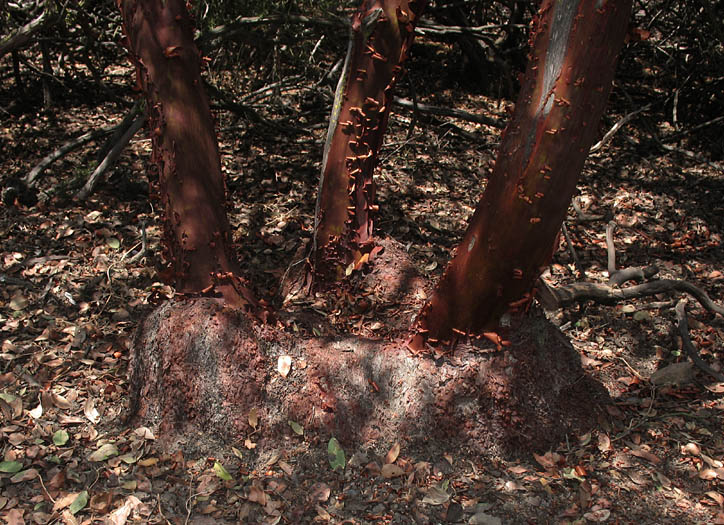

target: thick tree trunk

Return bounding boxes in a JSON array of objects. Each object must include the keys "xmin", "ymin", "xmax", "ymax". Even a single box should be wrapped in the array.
[
  {"xmin": 412, "ymin": 0, "xmax": 632, "ymax": 348},
  {"xmin": 119, "ymin": 0, "xmax": 255, "ymax": 308},
  {"xmin": 313, "ymin": 0, "xmax": 426, "ymax": 281}
]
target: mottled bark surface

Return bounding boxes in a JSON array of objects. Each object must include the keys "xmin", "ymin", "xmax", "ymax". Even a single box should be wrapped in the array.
[
  {"xmin": 313, "ymin": 0, "xmax": 426, "ymax": 280},
  {"xmin": 413, "ymin": 0, "xmax": 632, "ymax": 347},
  {"xmin": 128, "ymin": 299, "xmax": 608, "ymax": 457},
  {"xmin": 119, "ymin": 0, "xmax": 254, "ymax": 307}
]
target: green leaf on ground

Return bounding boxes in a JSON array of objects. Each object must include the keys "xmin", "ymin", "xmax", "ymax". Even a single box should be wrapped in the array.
[
  {"xmin": 88, "ymin": 443, "xmax": 118, "ymax": 462},
  {"xmin": 288, "ymin": 420, "xmax": 304, "ymax": 436},
  {"xmin": 213, "ymin": 461, "xmax": 232, "ymax": 481},
  {"xmin": 328, "ymin": 437, "xmax": 345, "ymax": 472},
  {"xmin": 53, "ymin": 430, "xmax": 69, "ymax": 446},
  {"xmin": 0, "ymin": 461, "xmax": 23, "ymax": 473},
  {"xmin": 70, "ymin": 491, "xmax": 88, "ymax": 514}
]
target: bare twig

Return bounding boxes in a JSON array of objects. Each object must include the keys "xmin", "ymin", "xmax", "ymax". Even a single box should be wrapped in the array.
[
  {"xmin": 25, "ymin": 126, "xmax": 116, "ymax": 186},
  {"xmin": 75, "ymin": 113, "xmax": 145, "ymax": 200},
  {"xmin": 589, "ymin": 102, "xmax": 654, "ymax": 153},
  {"xmin": 541, "ymin": 278, "xmax": 724, "ymax": 317},
  {"xmin": 561, "ymin": 222, "xmax": 585, "ymax": 278},
  {"xmin": 392, "ymin": 96, "xmax": 505, "ymax": 128},
  {"xmin": 675, "ymin": 300, "xmax": 724, "ymax": 383},
  {"xmin": 605, "ymin": 221, "xmax": 659, "ymax": 286},
  {"xmin": 0, "ymin": 6, "xmax": 56, "ymax": 59}
]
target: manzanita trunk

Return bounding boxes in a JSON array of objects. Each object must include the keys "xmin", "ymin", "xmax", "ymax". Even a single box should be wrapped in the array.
[
  {"xmin": 412, "ymin": 0, "xmax": 632, "ymax": 348},
  {"xmin": 313, "ymin": 0, "xmax": 426, "ymax": 280},
  {"xmin": 118, "ymin": 0, "xmax": 255, "ymax": 309}
]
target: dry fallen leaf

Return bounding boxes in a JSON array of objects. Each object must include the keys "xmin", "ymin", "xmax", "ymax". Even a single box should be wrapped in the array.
[
  {"xmin": 105, "ymin": 495, "xmax": 142, "ymax": 525},
  {"xmin": 10, "ymin": 469, "xmax": 38, "ymax": 483},
  {"xmin": 248, "ymin": 408, "xmax": 258, "ymax": 430},
  {"xmin": 706, "ymin": 491, "xmax": 724, "ymax": 507},
  {"xmin": 4, "ymin": 508, "xmax": 25, "ymax": 525},
  {"xmin": 630, "ymin": 448, "xmax": 661, "ymax": 465},
  {"xmin": 83, "ymin": 398, "xmax": 100, "ymax": 424},
  {"xmin": 381, "ymin": 464, "xmax": 405, "ymax": 479},
  {"xmin": 384, "ymin": 442, "xmax": 400, "ymax": 465},
  {"xmin": 90, "ymin": 492, "xmax": 113, "ymax": 514},
  {"xmin": 248, "ymin": 483, "xmax": 267, "ymax": 506},
  {"xmin": 307, "ymin": 482, "xmax": 331, "ymax": 502},
  {"xmin": 277, "ymin": 356, "xmax": 292, "ymax": 378},
  {"xmin": 421, "ymin": 485, "xmax": 450, "ymax": 505},
  {"xmin": 597, "ymin": 433, "xmax": 612, "ymax": 453}
]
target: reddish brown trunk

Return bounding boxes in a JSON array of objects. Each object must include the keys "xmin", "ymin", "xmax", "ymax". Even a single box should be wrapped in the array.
[
  {"xmin": 413, "ymin": 0, "xmax": 632, "ymax": 348},
  {"xmin": 313, "ymin": 0, "xmax": 426, "ymax": 280},
  {"xmin": 119, "ymin": 0, "xmax": 255, "ymax": 308}
]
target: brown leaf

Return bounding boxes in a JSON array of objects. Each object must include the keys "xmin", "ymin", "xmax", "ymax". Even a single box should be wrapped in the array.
[
  {"xmin": 52, "ymin": 393, "xmax": 72, "ymax": 410},
  {"xmin": 248, "ymin": 408, "xmax": 258, "ymax": 430},
  {"xmin": 60, "ymin": 510, "xmax": 79, "ymax": 525},
  {"xmin": 83, "ymin": 398, "xmax": 100, "ymax": 424},
  {"xmin": 682, "ymin": 443, "xmax": 701, "ymax": 456},
  {"xmin": 307, "ymin": 482, "xmax": 331, "ymax": 502},
  {"xmin": 381, "ymin": 464, "xmax": 405, "ymax": 478},
  {"xmin": 4, "ymin": 508, "xmax": 25, "ymax": 525},
  {"xmin": 706, "ymin": 491, "xmax": 724, "ymax": 508},
  {"xmin": 534, "ymin": 451, "xmax": 563, "ymax": 470},
  {"xmin": 10, "ymin": 469, "xmax": 38, "ymax": 483},
  {"xmin": 90, "ymin": 492, "xmax": 113, "ymax": 514},
  {"xmin": 104, "ymin": 495, "xmax": 142, "ymax": 525},
  {"xmin": 597, "ymin": 433, "xmax": 612, "ymax": 453},
  {"xmin": 508, "ymin": 465, "xmax": 528, "ymax": 475},
  {"xmin": 277, "ymin": 356, "xmax": 292, "ymax": 378},
  {"xmin": 53, "ymin": 492, "xmax": 79, "ymax": 512},
  {"xmin": 248, "ymin": 483, "xmax": 267, "ymax": 506},
  {"xmin": 384, "ymin": 442, "xmax": 400, "ymax": 465},
  {"xmin": 630, "ymin": 448, "xmax": 661, "ymax": 465},
  {"xmin": 699, "ymin": 469, "xmax": 719, "ymax": 480}
]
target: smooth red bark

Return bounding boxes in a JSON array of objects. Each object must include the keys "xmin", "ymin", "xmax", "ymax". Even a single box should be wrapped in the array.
[
  {"xmin": 413, "ymin": 0, "xmax": 632, "ymax": 348},
  {"xmin": 313, "ymin": 0, "xmax": 426, "ymax": 280},
  {"xmin": 118, "ymin": 0, "xmax": 255, "ymax": 308}
]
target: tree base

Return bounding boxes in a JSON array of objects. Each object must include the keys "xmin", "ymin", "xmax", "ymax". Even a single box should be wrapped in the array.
[{"xmin": 128, "ymin": 299, "xmax": 609, "ymax": 459}]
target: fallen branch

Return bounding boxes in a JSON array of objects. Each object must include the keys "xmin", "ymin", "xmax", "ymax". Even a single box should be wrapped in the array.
[
  {"xmin": 76, "ymin": 113, "xmax": 145, "ymax": 200},
  {"xmin": 0, "ymin": 7, "xmax": 56, "ymax": 60},
  {"xmin": 539, "ymin": 278, "xmax": 724, "ymax": 317},
  {"xmin": 25, "ymin": 125, "xmax": 116, "ymax": 187},
  {"xmin": 197, "ymin": 14, "xmax": 506, "ymax": 49},
  {"xmin": 589, "ymin": 102, "xmax": 653, "ymax": 154},
  {"xmin": 675, "ymin": 300, "xmax": 724, "ymax": 383},
  {"xmin": 561, "ymin": 222, "xmax": 585, "ymax": 278},
  {"xmin": 392, "ymin": 96, "xmax": 505, "ymax": 128},
  {"xmin": 605, "ymin": 221, "xmax": 659, "ymax": 286}
]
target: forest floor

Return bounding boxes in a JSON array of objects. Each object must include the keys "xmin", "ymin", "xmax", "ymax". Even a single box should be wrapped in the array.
[{"xmin": 1, "ymin": 22, "xmax": 724, "ymax": 525}]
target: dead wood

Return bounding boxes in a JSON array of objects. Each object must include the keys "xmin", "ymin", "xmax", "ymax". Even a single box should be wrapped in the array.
[
  {"xmin": 675, "ymin": 300, "xmax": 724, "ymax": 383},
  {"xmin": 540, "ymin": 278, "xmax": 724, "ymax": 317},
  {"xmin": 392, "ymin": 96, "xmax": 505, "ymax": 128},
  {"xmin": 0, "ymin": 6, "xmax": 57, "ymax": 59},
  {"xmin": 76, "ymin": 113, "xmax": 145, "ymax": 200},
  {"xmin": 589, "ymin": 102, "xmax": 654, "ymax": 154},
  {"xmin": 25, "ymin": 124, "xmax": 117, "ymax": 187},
  {"xmin": 605, "ymin": 221, "xmax": 660, "ymax": 286}
]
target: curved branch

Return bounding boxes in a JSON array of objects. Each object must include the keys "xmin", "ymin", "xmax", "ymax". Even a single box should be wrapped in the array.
[
  {"xmin": 675, "ymin": 300, "xmax": 724, "ymax": 383},
  {"xmin": 542, "ymin": 278, "xmax": 724, "ymax": 317},
  {"xmin": 605, "ymin": 221, "xmax": 659, "ymax": 286}
]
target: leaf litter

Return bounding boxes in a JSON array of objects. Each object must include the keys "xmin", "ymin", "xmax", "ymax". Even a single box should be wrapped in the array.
[{"xmin": 1, "ymin": 7, "xmax": 723, "ymax": 524}]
